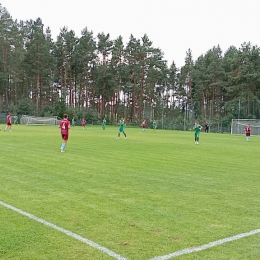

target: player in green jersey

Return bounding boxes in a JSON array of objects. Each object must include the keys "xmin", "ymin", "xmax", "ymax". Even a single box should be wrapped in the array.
[
  {"xmin": 194, "ymin": 121, "xmax": 202, "ymax": 144},
  {"xmin": 153, "ymin": 120, "xmax": 157, "ymax": 131},
  {"xmin": 13, "ymin": 115, "xmax": 18, "ymax": 124},
  {"xmin": 116, "ymin": 118, "xmax": 127, "ymax": 139},
  {"xmin": 71, "ymin": 117, "xmax": 76, "ymax": 128},
  {"xmin": 102, "ymin": 118, "xmax": 106, "ymax": 130}
]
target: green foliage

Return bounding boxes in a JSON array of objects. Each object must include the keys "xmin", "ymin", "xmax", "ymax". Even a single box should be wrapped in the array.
[
  {"xmin": 6, "ymin": 102, "xmax": 17, "ymax": 114},
  {"xmin": 54, "ymin": 100, "xmax": 67, "ymax": 118},
  {"xmin": 77, "ymin": 107, "xmax": 98, "ymax": 121},
  {"xmin": 17, "ymin": 97, "xmax": 36, "ymax": 115}
]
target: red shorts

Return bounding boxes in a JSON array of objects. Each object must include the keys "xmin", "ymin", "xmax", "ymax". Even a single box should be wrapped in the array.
[
  {"xmin": 7, "ymin": 122, "xmax": 12, "ymax": 126},
  {"xmin": 246, "ymin": 133, "xmax": 250, "ymax": 137},
  {"xmin": 61, "ymin": 134, "xmax": 69, "ymax": 140}
]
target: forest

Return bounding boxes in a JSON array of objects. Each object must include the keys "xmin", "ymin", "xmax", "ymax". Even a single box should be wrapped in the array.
[{"xmin": 1, "ymin": 3, "xmax": 260, "ymax": 131}]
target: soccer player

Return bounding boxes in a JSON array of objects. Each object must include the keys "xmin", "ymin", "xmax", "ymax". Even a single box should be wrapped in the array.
[
  {"xmin": 13, "ymin": 115, "xmax": 19, "ymax": 124},
  {"xmin": 194, "ymin": 121, "xmax": 202, "ymax": 144},
  {"xmin": 59, "ymin": 114, "xmax": 70, "ymax": 152},
  {"xmin": 71, "ymin": 117, "xmax": 76, "ymax": 128},
  {"xmin": 81, "ymin": 118, "xmax": 86, "ymax": 130},
  {"xmin": 102, "ymin": 118, "xmax": 106, "ymax": 130},
  {"xmin": 116, "ymin": 117, "xmax": 127, "ymax": 139},
  {"xmin": 141, "ymin": 119, "xmax": 147, "ymax": 132},
  {"xmin": 244, "ymin": 124, "xmax": 251, "ymax": 141},
  {"xmin": 153, "ymin": 120, "xmax": 157, "ymax": 131},
  {"xmin": 204, "ymin": 121, "xmax": 210, "ymax": 134},
  {"xmin": 4, "ymin": 112, "xmax": 12, "ymax": 132}
]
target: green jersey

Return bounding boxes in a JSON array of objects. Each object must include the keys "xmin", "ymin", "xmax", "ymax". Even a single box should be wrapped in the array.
[
  {"xmin": 14, "ymin": 116, "xmax": 18, "ymax": 123},
  {"xmin": 118, "ymin": 119, "xmax": 125, "ymax": 132},
  {"xmin": 72, "ymin": 118, "xmax": 76, "ymax": 126},
  {"xmin": 194, "ymin": 124, "xmax": 202, "ymax": 135},
  {"xmin": 153, "ymin": 121, "xmax": 157, "ymax": 128},
  {"xmin": 102, "ymin": 119, "xmax": 106, "ymax": 130}
]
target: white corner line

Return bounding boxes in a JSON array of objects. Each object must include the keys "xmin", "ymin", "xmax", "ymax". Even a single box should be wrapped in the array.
[
  {"xmin": 0, "ymin": 200, "xmax": 128, "ymax": 260},
  {"xmin": 148, "ymin": 228, "xmax": 260, "ymax": 260}
]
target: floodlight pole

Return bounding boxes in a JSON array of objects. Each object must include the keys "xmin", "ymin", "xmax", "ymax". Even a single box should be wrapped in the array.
[
  {"xmin": 238, "ymin": 99, "xmax": 240, "ymax": 133},
  {"xmin": 162, "ymin": 98, "xmax": 164, "ymax": 129}
]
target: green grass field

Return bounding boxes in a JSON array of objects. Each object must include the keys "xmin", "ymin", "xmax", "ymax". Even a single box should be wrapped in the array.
[{"xmin": 1, "ymin": 124, "xmax": 260, "ymax": 260}]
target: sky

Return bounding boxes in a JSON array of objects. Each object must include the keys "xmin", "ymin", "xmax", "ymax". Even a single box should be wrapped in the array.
[{"xmin": 1, "ymin": 0, "xmax": 260, "ymax": 68}]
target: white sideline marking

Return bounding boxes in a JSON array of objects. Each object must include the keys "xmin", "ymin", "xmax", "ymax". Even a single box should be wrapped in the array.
[
  {"xmin": 0, "ymin": 200, "xmax": 128, "ymax": 260},
  {"xmin": 149, "ymin": 228, "xmax": 260, "ymax": 260}
]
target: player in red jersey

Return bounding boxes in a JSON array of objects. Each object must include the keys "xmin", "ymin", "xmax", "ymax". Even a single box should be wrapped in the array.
[
  {"xmin": 141, "ymin": 119, "xmax": 147, "ymax": 132},
  {"xmin": 244, "ymin": 124, "xmax": 251, "ymax": 141},
  {"xmin": 59, "ymin": 114, "xmax": 70, "ymax": 152},
  {"xmin": 4, "ymin": 112, "xmax": 12, "ymax": 132},
  {"xmin": 81, "ymin": 118, "xmax": 86, "ymax": 130}
]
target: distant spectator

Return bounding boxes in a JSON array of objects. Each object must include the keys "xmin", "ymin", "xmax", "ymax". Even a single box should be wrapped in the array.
[{"xmin": 204, "ymin": 122, "xmax": 210, "ymax": 134}]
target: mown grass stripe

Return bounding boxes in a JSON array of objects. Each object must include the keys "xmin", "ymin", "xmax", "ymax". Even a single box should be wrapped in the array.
[{"xmin": 0, "ymin": 200, "xmax": 128, "ymax": 260}]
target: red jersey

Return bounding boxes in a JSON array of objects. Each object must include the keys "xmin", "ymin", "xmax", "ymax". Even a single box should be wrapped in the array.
[
  {"xmin": 59, "ymin": 118, "xmax": 70, "ymax": 135},
  {"xmin": 141, "ymin": 120, "xmax": 147, "ymax": 127},
  {"xmin": 82, "ymin": 119, "xmax": 86, "ymax": 126},
  {"xmin": 244, "ymin": 126, "xmax": 251, "ymax": 134},
  {"xmin": 7, "ymin": 114, "xmax": 11, "ymax": 125}
]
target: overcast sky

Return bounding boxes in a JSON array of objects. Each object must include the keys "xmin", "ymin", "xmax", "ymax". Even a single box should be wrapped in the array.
[{"xmin": 1, "ymin": 0, "xmax": 260, "ymax": 68}]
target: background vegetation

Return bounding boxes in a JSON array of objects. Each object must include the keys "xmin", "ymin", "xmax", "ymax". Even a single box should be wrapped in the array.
[{"xmin": 1, "ymin": 3, "xmax": 260, "ymax": 131}]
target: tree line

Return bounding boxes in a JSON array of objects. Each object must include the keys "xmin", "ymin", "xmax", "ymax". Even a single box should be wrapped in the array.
[{"xmin": 1, "ymin": 3, "xmax": 260, "ymax": 130}]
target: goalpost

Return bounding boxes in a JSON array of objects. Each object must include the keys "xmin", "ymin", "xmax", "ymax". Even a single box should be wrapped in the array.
[
  {"xmin": 231, "ymin": 119, "xmax": 260, "ymax": 135},
  {"xmin": 20, "ymin": 115, "xmax": 61, "ymax": 125}
]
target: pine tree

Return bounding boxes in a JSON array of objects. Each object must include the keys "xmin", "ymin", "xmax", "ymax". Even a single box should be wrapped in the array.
[
  {"xmin": 23, "ymin": 18, "xmax": 55, "ymax": 112},
  {"xmin": 110, "ymin": 36, "xmax": 127, "ymax": 120},
  {"xmin": 74, "ymin": 27, "xmax": 97, "ymax": 109},
  {"xmin": 54, "ymin": 27, "xmax": 77, "ymax": 107},
  {"xmin": 0, "ymin": 4, "xmax": 13, "ymax": 107}
]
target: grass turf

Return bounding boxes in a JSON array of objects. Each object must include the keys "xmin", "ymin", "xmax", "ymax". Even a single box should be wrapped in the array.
[{"xmin": 0, "ymin": 124, "xmax": 260, "ymax": 260}]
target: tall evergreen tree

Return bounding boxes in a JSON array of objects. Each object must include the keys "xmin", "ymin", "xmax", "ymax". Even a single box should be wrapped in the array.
[
  {"xmin": 193, "ymin": 45, "xmax": 225, "ymax": 119},
  {"xmin": 96, "ymin": 32, "xmax": 113, "ymax": 115},
  {"xmin": 178, "ymin": 49, "xmax": 194, "ymax": 120},
  {"xmin": 8, "ymin": 20, "xmax": 25, "ymax": 105},
  {"xmin": 23, "ymin": 18, "xmax": 54, "ymax": 112},
  {"xmin": 125, "ymin": 34, "xmax": 142, "ymax": 121},
  {"xmin": 110, "ymin": 35, "xmax": 127, "ymax": 120},
  {"xmin": 0, "ymin": 4, "xmax": 13, "ymax": 107},
  {"xmin": 54, "ymin": 27, "xmax": 77, "ymax": 107},
  {"xmin": 74, "ymin": 27, "xmax": 97, "ymax": 109}
]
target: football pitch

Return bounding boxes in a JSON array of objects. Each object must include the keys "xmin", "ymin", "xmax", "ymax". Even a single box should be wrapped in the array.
[{"xmin": 0, "ymin": 124, "xmax": 260, "ymax": 260}]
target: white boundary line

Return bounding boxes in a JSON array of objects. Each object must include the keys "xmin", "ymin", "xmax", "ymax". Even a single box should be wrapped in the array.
[
  {"xmin": 0, "ymin": 200, "xmax": 128, "ymax": 260},
  {"xmin": 149, "ymin": 228, "xmax": 260, "ymax": 260},
  {"xmin": 2, "ymin": 200, "xmax": 260, "ymax": 260}
]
